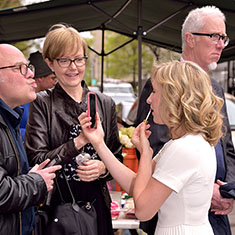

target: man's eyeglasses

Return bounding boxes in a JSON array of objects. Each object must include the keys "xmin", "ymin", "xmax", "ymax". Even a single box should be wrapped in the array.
[
  {"xmin": 0, "ymin": 63, "xmax": 35, "ymax": 76},
  {"xmin": 191, "ymin": 33, "xmax": 230, "ymax": 47},
  {"xmin": 56, "ymin": 56, "xmax": 88, "ymax": 68}
]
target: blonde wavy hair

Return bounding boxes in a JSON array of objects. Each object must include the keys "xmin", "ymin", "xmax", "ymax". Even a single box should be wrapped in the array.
[
  {"xmin": 151, "ymin": 60, "xmax": 224, "ymax": 146},
  {"xmin": 43, "ymin": 23, "xmax": 87, "ymax": 60}
]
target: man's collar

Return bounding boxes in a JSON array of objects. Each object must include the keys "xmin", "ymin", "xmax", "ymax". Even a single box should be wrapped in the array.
[{"xmin": 0, "ymin": 98, "xmax": 23, "ymax": 127}]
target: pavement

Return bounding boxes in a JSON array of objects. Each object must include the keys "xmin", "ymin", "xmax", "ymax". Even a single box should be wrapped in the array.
[{"xmin": 229, "ymin": 207, "xmax": 235, "ymax": 234}]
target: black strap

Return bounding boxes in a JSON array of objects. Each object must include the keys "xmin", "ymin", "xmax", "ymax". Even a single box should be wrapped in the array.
[
  {"xmin": 55, "ymin": 168, "xmax": 96, "ymax": 210},
  {"xmin": 55, "ymin": 169, "xmax": 76, "ymax": 204}
]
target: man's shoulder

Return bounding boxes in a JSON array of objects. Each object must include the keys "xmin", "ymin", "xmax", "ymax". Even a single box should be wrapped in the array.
[
  {"xmin": 210, "ymin": 78, "xmax": 225, "ymax": 98},
  {"xmin": 211, "ymin": 77, "xmax": 222, "ymax": 88},
  {"xmin": 142, "ymin": 78, "xmax": 152, "ymax": 92},
  {"xmin": 138, "ymin": 78, "xmax": 152, "ymax": 103}
]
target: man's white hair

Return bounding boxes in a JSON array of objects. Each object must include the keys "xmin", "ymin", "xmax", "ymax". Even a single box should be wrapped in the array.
[{"xmin": 181, "ymin": 6, "xmax": 226, "ymax": 50}]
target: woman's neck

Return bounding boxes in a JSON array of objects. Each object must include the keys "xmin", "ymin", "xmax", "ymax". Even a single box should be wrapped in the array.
[
  {"xmin": 60, "ymin": 83, "xmax": 83, "ymax": 102},
  {"xmin": 171, "ymin": 126, "xmax": 187, "ymax": 140}
]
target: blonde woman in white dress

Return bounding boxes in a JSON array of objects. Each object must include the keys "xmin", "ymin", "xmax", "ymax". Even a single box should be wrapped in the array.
[{"xmin": 78, "ymin": 60, "xmax": 224, "ymax": 235}]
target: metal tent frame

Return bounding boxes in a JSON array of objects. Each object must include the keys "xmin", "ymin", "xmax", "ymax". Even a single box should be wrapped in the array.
[{"xmin": 1, "ymin": 0, "xmax": 235, "ymax": 95}]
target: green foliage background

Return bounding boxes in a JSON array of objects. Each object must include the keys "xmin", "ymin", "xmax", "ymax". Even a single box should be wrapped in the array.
[{"xmin": 105, "ymin": 32, "xmax": 154, "ymax": 88}]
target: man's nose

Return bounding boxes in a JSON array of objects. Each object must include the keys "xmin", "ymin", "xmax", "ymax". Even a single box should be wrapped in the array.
[
  {"xmin": 26, "ymin": 69, "xmax": 35, "ymax": 79},
  {"xmin": 216, "ymin": 39, "xmax": 225, "ymax": 49}
]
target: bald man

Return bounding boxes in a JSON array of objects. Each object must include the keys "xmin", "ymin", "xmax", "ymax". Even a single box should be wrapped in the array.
[{"xmin": 0, "ymin": 44, "xmax": 61, "ymax": 235}]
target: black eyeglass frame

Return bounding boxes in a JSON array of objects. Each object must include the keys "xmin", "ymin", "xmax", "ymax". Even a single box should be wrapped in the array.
[
  {"xmin": 0, "ymin": 63, "xmax": 35, "ymax": 76},
  {"xmin": 191, "ymin": 32, "xmax": 229, "ymax": 46},
  {"xmin": 55, "ymin": 56, "xmax": 88, "ymax": 68}
]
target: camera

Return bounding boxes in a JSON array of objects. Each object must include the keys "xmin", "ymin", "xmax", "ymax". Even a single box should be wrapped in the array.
[
  {"xmin": 76, "ymin": 153, "xmax": 91, "ymax": 166},
  {"xmin": 44, "ymin": 154, "xmax": 61, "ymax": 168}
]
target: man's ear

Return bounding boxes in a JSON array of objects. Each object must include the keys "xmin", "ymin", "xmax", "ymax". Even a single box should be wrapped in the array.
[
  {"xmin": 45, "ymin": 58, "xmax": 54, "ymax": 72},
  {"xmin": 184, "ymin": 32, "xmax": 195, "ymax": 48},
  {"xmin": 36, "ymin": 77, "xmax": 43, "ymax": 82}
]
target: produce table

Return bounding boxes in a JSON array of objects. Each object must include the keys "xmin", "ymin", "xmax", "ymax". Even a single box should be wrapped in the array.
[{"xmin": 112, "ymin": 218, "xmax": 139, "ymax": 235}]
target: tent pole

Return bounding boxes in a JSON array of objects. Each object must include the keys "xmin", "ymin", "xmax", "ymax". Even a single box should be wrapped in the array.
[
  {"xmin": 101, "ymin": 26, "xmax": 105, "ymax": 93},
  {"xmin": 137, "ymin": 0, "xmax": 143, "ymax": 98}
]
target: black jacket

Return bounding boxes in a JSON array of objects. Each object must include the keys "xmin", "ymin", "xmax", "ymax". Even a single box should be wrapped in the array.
[
  {"xmin": 0, "ymin": 115, "xmax": 47, "ymax": 235},
  {"xmin": 211, "ymin": 78, "xmax": 235, "ymax": 183},
  {"xmin": 25, "ymin": 82, "xmax": 123, "ymax": 208}
]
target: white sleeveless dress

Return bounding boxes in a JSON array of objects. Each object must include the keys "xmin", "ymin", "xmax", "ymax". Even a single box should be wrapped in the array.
[{"xmin": 152, "ymin": 134, "xmax": 216, "ymax": 235}]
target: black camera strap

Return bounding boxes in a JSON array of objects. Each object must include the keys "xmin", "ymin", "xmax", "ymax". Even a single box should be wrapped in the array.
[{"xmin": 55, "ymin": 169, "xmax": 76, "ymax": 205}]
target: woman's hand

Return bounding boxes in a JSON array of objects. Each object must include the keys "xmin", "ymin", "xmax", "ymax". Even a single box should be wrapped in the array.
[
  {"xmin": 131, "ymin": 122, "xmax": 151, "ymax": 155},
  {"xmin": 78, "ymin": 112, "xmax": 104, "ymax": 148},
  {"xmin": 74, "ymin": 132, "xmax": 89, "ymax": 150},
  {"xmin": 76, "ymin": 160, "xmax": 106, "ymax": 182}
]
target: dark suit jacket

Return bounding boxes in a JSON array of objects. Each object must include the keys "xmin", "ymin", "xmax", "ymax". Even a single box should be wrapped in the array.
[{"xmin": 211, "ymin": 78, "xmax": 235, "ymax": 183}]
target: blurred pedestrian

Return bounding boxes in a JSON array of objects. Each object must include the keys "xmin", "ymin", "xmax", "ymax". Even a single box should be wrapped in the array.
[
  {"xmin": 20, "ymin": 51, "xmax": 57, "ymax": 140},
  {"xmin": 29, "ymin": 51, "xmax": 57, "ymax": 93}
]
